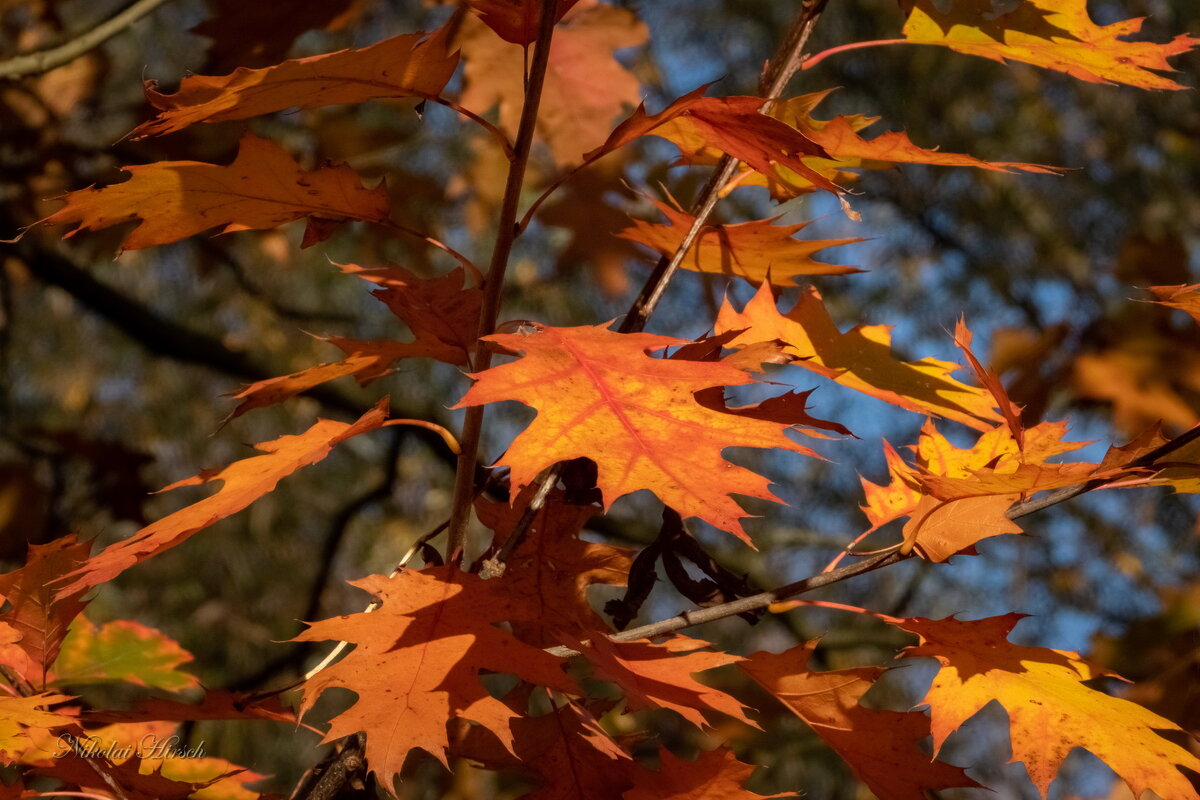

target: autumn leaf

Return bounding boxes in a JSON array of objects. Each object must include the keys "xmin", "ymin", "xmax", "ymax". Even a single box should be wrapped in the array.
[
  {"xmin": 617, "ymin": 196, "xmax": 865, "ymax": 284},
  {"xmin": 459, "ymin": 1, "xmax": 647, "ymax": 165},
  {"xmin": 589, "ymin": 87, "xmax": 840, "ymax": 194},
  {"xmin": 705, "ymin": 89, "xmax": 1061, "ymax": 198},
  {"xmin": 51, "ymin": 618, "xmax": 200, "ymax": 692},
  {"xmin": 898, "ymin": 0, "xmax": 1200, "ymax": 90},
  {"xmin": 477, "ymin": 490, "xmax": 633, "ymax": 642},
  {"xmin": 897, "ymin": 613, "xmax": 1200, "ymax": 799},
  {"xmin": 741, "ymin": 641, "xmax": 980, "ymax": 800},
  {"xmin": 131, "ymin": 24, "xmax": 458, "ymax": 138},
  {"xmin": 295, "ymin": 567, "xmax": 578, "ymax": 784},
  {"xmin": 38, "ymin": 134, "xmax": 391, "ymax": 253},
  {"xmin": 716, "ymin": 281, "xmax": 1003, "ymax": 431},
  {"xmin": 580, "ymin": 634, "xmax": 755, "ymax": 728},
  {"xmin": 55, "ymin": 401, "xmax": 388, "ymax": 597},
  {"xmin": 226, "ymin": 263, "xmax": 481, "ymax": 419},
  {"xmin": 456, "ymin": 324, "xmax": 819, "ymax": 542},
  {"xmin": 0, "ymin": 693, "xmax": 76, "ymax": 763},
  {"xmin": 455, "ymin": 701, "xmax": 640, "ymax": 799},
  {"xmin": 623, "ymin": 748, "xmax": 771, "ymax": 800},
  {"xmin": 0, "ymin": 536, "xmax": 92, "ymax": 688},
  {"xmin": 1148, "ymin": 283, "xmax": 1200, "ymax": 325},
  {"xmin": 899, "ymin": 493, "xmax": 1023, "ymax": 562},
  {"xmin": 468, "ymin": 0, "xmax": 580, "ymax": 45}
]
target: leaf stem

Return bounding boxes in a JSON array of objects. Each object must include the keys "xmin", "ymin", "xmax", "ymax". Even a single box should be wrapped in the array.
[
  {"xmin": 444, "ymin": 0, "xmax": 560, "ymax": 564},
  {"xmin": 799, "ymin": 38, "xmax": 910, "ymax": 72}
]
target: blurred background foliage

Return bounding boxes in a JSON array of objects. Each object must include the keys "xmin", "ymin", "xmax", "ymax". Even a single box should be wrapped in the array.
[{"xmin": 1, "ymin": 0, "xmax": 1198, "ymax": 797}]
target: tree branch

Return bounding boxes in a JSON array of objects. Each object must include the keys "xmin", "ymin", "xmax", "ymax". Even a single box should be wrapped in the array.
[
  {"xmin": 0, "ymin": 0, "xmax": 175, "ymax": 80},
  {"xmin": 619, "ymin": 0, "xmax": 830, "ymax": 334},
  {"xmin": 544, "ymin": 421, "xmax": 1200, "ymax": 653},
  {"xmin": 445, "ymin": 0, "xmax": 560, "ymax": 563}
]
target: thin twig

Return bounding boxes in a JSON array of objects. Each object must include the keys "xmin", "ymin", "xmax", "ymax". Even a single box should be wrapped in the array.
[
  {"xmin": 0, "ymin": 0, "xmax": 175, "ymax": 80},
  {"xmin": 288, "ymin": 733, "xmax": 366, "ymax": 800},
  {"xmin": 1005, "ymin": 422, "xmax": 1200, "ymax": 520},
  {"xmin": 445, "ymin": 0, "xmax": 560, "ymax": 564}
]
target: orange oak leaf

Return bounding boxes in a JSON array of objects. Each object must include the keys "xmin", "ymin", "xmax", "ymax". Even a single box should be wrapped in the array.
[
  {"xmin": 896, "ymin": 613, "xmax": 1200, "ymax": 799},
  {"xmin": 459, "ymin": 1, "xmax": 647, "ymax": 165},
  {"xmin": 455, "ymin": 701, "xmax": 639, "ymax": 799},
  {"xmin": 899, "ymin": 493, "xmax": 1023, "ymax": 562},
  {"xmin": 617, "ymin": 196, "xmax": 865, "ymax": 284},
  {"xmin": 1148, "ymin": 283, "xmax": 1200, "ymax": 325},
  {"xmin": 858, "ymin": 418, "xmax": 1092, "ymax": 537},
  {"xmin": 294, "ymin": 567, "xmax": 578, "ymax": 784},
  {"xmin": 588, "ymin": 87, "xmax": 840, "ymax": 194},
  {"xmin": 55, "ymin": 401, "xmax": 388, "ymax": 598},
  {"xmin": 0, "ymin": 693, "xmax": 76, "ymax": 763},
  {"xmin": 468, "ymin": 0, "xmax": 580, "ymax": 45},
  {"xmin": 581, "ymin": 634, "xmax": 755, "ymax": 729},
  {"xmin": 707, "ymin": 89, "xmax": 1061, "ymax": 198},
  {"xmin": 623, "ymin": 747, "xmax": 771, "ymax": 800},
  {"xmin": 131, "ymin": 25, "xmax": 458, "ymax": 138},
  {"xmin": 50, "ymin": 618, "xmax": 199, "ymax": 692},
  {"xmin": 455, "ymin": 324, "xmax": 818, "ymax": 542},
  {"xmin": 38, "ymin": 134, "xmax": 390, "ymax": 253},
  {"xmin": 0, "ymin": 536, "xmax": 91, "ymax": 688},
  {"xmin": 226, "ymin": 264, "xmax": 480, "ymax": 419},
  {"xmin": 859, "ymin": 439, "xmax": 923, "ymax": 531},
  {"xmin": 899, "ymin": 0, "xmax": 1200, "ymax": 90},
  {"xmin": 741, "ymin": 641, "xmax": 980, "ymax": 800},
  {"xmin": 476, "ymin": 490, "xmax": 633, "ymax": 641},
  {"xmin": 716, "ymin": 281, "xmax": 1002, "ymax": 431}
]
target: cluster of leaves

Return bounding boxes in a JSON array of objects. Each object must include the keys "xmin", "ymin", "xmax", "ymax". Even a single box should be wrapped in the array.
[{"xmin": 1, "ymin": 1, "xmax": 1199, "ymax": 799}]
